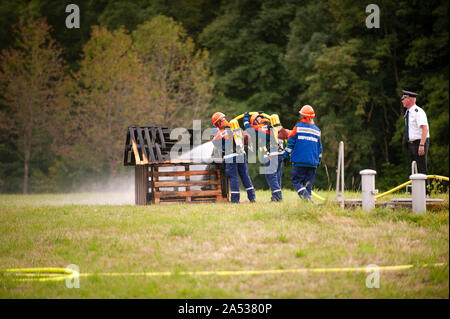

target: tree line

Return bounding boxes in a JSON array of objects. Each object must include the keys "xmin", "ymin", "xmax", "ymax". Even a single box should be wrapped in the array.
[
  {"xmin": 0, "ymin": 9, "xmax": 213, "ymax": 193},
  {"xmin": 0, "ymin": 0, "xmax": 448, "ymax": 193}
]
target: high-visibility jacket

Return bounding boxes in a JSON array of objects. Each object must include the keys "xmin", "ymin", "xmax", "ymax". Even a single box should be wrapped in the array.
[
  {"xmin": 243, "ymin": 115, "xmax": 283, "ymax": 156},
  {"xmin": 212, "ymin": 125, "xmax": 241, "ymax": 161},
  {"xmin": 285, "ymin": 121, "xmax": 322, "ymax": 167}
]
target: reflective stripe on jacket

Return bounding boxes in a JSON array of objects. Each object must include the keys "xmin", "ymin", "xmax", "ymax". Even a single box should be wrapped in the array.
[
  {"xmin": 212, "ymin": 126, "xmax": 238, "ymax": 159},
  {"xmin": 243, "ymin": 115, "xmax": 280, "ymax": 153},
  {"xmin": 285, "ymin": 122, "xmax": 322, "ymax": 167}
]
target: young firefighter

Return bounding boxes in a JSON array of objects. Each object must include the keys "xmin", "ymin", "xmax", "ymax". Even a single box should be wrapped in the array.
[
  {"xmin": 211, "ymin": 112, "xmax": 256, "ymax": 203},
  {"xmin": 283, "ymin": 105, "xmax": 322, "ymax": 200},
  {"xmin": 243, "ymin": 111, "xmax": 284, "ymax": 201}
]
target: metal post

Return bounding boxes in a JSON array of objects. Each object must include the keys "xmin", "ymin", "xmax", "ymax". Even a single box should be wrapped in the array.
[
  {"xmin": 336, "ymin": 141, "xmax": 345, "ymax": 208},
  {"xmin": 336, "ymin": 149, "xmax": 340, "ymax": 200},
  {"xmin": 360, "ymin": 169, "xmax": 377, "ymax": 211},
  {"xmin": 411, "ymin": 160, "xmax": 418, "ymax": 174},
  {"xmin": 410, "ymin": 173, "xmax": 427, "ymax": 214}
]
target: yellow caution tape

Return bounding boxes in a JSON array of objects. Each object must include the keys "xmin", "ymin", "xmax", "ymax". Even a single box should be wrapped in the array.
[{"xmin": 2, "ymin": 263, "xmax": 446, "ymax": 282}]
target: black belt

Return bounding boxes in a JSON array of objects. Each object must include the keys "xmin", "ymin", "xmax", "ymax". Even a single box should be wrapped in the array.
[{"xmin": 408, "ymin": 139, "xmax": 428, "ymax": 144}]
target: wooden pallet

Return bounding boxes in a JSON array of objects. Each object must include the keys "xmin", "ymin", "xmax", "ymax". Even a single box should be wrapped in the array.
[
  {"xmin": 135, "ymin": 163, "xmax": 228, "ymax": 205},
  {"xmin": 152, "ymin": 164, "xmax": 227, "ymax": 204}
]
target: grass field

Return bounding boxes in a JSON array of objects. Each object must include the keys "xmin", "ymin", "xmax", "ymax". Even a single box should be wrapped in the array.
[{"xmin": 0, "ymin": 190, "xmax": 448, "ymax": 298}]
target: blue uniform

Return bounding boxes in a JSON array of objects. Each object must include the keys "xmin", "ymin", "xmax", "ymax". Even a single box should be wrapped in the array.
[
  {"xmin": 212, "ymin": 125, "xmax": 255, "ymax": 203},
  {"xmin": 243, "ymin": 114, "xmax": 283, "ymax": 201},
  {"xmin": 283, "ymin": 121, "xmax": 322, "ymax": 199}
]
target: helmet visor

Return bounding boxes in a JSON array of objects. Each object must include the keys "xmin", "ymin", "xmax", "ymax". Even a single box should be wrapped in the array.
[{"xmin": 214, "ymin": 118, "xmax": 225, "ymax": 128}]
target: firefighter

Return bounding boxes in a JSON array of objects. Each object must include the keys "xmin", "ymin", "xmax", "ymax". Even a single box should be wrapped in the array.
[
  {"xmin": 283, "ymin": 105, "xmax": 322, "ymax": 200},
  {"xmin": 243, "ymin": 111, "xmax": 284, "ymax": 201},
  {"xmin": 211, "ymin": 112, "xmax": 256, "ymax": 203}
]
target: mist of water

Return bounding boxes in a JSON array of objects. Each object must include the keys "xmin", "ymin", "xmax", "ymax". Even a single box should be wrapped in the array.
[
  {"xmin": 163, "ymin": 142, "xmax": 216, "ymax": 192},
  {"xmin": 45, "ymin": 142, "xmax": 216, "ymax": 205},
  {"xmin": 63, "ymin": 173, "xmax": 135, "ymax": 205},
  {"xmin": 176, "ymin": 141, "xmax": 214, "ymax": 162}
]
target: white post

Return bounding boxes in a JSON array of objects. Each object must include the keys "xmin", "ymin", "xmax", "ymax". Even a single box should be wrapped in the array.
[
  {"xmin": 411, "ymin": 161, "xmax": 418, "ymax": 174},
  {"xmin": 410, "ymin": 173, "xmax": 427, "ymax": 214},
  {"xmin": 360, "ymin": 169, "xmax": 377, "ymax": 211},
  {"xmin": 336, "ymin": 141, "xmax": 345, "ymax": 208}
]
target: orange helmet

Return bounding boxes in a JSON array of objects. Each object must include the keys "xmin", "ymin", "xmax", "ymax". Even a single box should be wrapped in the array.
[
  {"xmin": 250, "ymin": 114, "xmax": 260, "ymax": 126},
  {"xmin": 212, "ymin": 112, "xmax": 226, "ymax": 126},
  {"xmin": 299, "ymin": 105, "xmax": 315, "ymax": 118}
]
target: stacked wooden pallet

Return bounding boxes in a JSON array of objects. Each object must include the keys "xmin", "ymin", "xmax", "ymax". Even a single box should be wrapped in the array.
[
  {"xmin": 125, "ymin": 125, "xmax": 229, "ymax": 205},
  {"xmin": 123, "ymin": 126, "xmax": 181, "ymax": 165},
  {"xmin": 150, "ymin": 163, "xmax": 228, "ymax": 204}
]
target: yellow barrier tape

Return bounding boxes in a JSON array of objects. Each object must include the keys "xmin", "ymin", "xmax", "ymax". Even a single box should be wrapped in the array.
[{"xmin": 2, "ymin": 263, "xmax": 446, "ymax": 282}]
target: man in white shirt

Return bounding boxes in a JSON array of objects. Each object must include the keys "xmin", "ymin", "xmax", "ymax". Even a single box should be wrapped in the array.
[{"xmin": 401, "ymin": 89, "xmax": 430, "ymax": 194}]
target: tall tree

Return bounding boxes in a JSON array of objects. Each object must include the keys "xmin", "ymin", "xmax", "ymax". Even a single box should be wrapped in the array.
[
  {"xmin": 281, "ymin": 0, "xmax": 449, "ymax": 189},
  {"xmin": 284, "ymin": 0, "xmax": 338, "ymax": 127},
  {"xmin": 0, "ymin": 16, "xmax": 65, "ymax": 193},
  {"xmin": 402, "ymin": 0, "xmax": 449, "ymax": 177},
  {"xmin": 30, "ymin": 0, "xmax": 110, "ymax": 70},
  {"xmin": 199, "ymin": 0, "xmax": 298, "ymax": 116},
  {"xmin": 72, "ymin": 26, "xmax": 147, "ymax": 179},
  {"xmin": 322, "ymin": 0, "xmax": 449, "ymax": 185},
  {"xmin": 98, "ymin": 0, "xmax": 220, "ymax": 40},
  {"xmin": 132, "ymin": 15, "xmax": 214, "ymax": 127}
]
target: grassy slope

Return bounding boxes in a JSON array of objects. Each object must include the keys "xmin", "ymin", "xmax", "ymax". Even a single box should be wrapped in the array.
[{"xmin": 0, "ymin": 190, "xmax": 448, "ymax": 298}]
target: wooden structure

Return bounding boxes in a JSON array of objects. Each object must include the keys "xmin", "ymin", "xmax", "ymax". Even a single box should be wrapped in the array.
[{"xmin": 124, "ymin": 126, "xmax": 229, "ymax": 205}]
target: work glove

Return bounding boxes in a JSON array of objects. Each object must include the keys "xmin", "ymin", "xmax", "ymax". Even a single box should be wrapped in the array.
[{"xmin": 282, "ymin": 151, "xmax": 290, "ymax": 164}]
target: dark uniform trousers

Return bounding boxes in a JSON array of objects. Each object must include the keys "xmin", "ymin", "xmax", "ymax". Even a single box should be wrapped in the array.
[{"xmin": 407, "ymin": 138, "xmax": 430, "ymax": 194}]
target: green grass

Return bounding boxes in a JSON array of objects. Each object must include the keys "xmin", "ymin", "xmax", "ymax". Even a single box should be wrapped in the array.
[{"xmin": 0, "ymin": 190, "xmax": 448, "ymax": 298}]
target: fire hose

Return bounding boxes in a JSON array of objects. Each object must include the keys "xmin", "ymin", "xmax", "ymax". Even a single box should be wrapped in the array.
[
  {"xmin": 2, "ymin": 263, "xmax": 446, "ymax": 282},
  {"xmin": 232, "ymin": 112, "xmax": 272, "ymax": 121},
  {"xmin": 375, "ymin": 175, "xmax": 449, "ymax": 199},
  {"xmin": 310, "ymin": 175, "xmax": 449, "ymax": 202}
]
